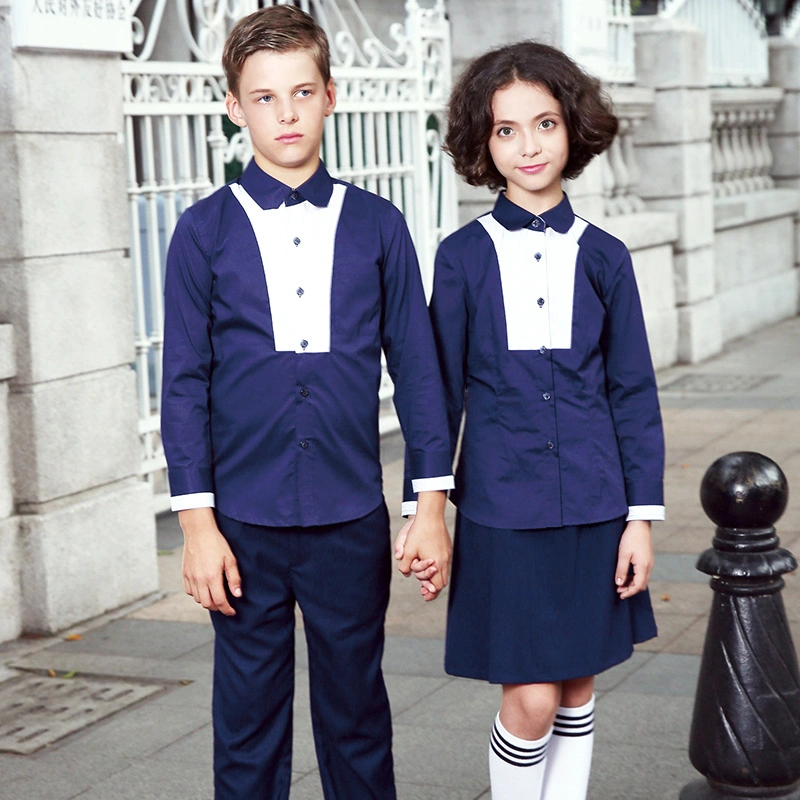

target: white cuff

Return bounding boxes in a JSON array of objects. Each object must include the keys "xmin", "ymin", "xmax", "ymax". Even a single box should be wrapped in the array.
[
  {"xmin": 401, "ymin": 501, "xmax": 418, "ymax": 518},
  {"xmin": 171, "ymin": 492, "xmax": 216, "ymax": 512},
  {"xmin": 411, "ymin": 475, "xmax": 455, "ymax": 493},
  {"xmin": 626, "ymin": 505, "xmax": 665, "ymax": 522}
]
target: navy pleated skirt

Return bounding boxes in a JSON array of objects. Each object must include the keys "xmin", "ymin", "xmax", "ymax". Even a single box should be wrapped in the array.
[{"xmin": 444, "ymin": 512, "xmax": 658, "ymax": 684}]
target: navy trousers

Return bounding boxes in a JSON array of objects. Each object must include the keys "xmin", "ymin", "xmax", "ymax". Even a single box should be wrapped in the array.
[{"xmin": 211, "ymin": 503, "xmax": 396, "ymax": 800}]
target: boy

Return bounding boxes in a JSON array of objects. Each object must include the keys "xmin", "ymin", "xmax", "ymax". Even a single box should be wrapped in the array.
[{"xmin": 161, "ymin": 6, "xmax": 454, "ymax": 799}]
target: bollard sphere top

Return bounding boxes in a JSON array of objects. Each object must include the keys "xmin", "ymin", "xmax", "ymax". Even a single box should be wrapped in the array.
[{"xmin": 700, "ymin": 451, "xmax": 788, "ymax": 529}]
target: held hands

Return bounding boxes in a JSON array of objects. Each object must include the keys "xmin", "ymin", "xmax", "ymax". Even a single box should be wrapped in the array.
[
  {"xmin": 615, "ymin": 519, "xmax": 654, "ymax": 599},
  {"xmin": 394, "ymin": 491, "xmax": 451, "ymax": 602},
  {"xmin": 178, "ymin": 507, "xmax": 242, "ymax": 616}
]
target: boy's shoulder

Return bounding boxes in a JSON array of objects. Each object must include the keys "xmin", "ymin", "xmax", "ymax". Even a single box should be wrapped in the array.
[{"xmin": 335, "ymin": 178, "xmax": 404, "ymax": 222}]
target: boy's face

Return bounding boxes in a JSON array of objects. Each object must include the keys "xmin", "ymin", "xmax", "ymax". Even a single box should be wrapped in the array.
[
  {"xmin": 226, "ymin": 48, "xmax": 336, "ymax": 187},
  {"xmin": 487, "ymin": 80, "xmax": 569, "ymax": 215}
]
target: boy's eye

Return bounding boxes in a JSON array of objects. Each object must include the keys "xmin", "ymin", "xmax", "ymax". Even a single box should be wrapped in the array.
[
  {"xmin": 296, "ymin": 89, "xmax": 312, "ymax": 98},
  {"xmin": 257, "ymin": 94, "xmax": 273, "ymax": 104}
]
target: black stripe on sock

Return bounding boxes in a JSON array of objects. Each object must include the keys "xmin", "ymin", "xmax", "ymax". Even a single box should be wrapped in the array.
[
  {"xmin": 490, "ymin": 738, "xmax": 547, "ymax": 767},
  {"xmin": 552, "ymin": 727, "xmax": 595, "ymax": 737},
  {"xmin": 490, "ymin": 726, "xmax": 548, "ymax": 766},
  {"xmin": 554, "ymin": 710, "xmax": 594, "ymax": 723}
]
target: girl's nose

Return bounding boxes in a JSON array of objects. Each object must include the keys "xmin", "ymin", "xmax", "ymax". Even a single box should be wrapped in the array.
[{"xmin": 520, "ymin": 130, "xmax": 542, "ymax": 158}]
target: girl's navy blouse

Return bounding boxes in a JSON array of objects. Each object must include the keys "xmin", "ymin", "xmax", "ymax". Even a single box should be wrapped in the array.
[{"xmin": 427, "ymin": 193, "xmax": 665, "ymax": 530}]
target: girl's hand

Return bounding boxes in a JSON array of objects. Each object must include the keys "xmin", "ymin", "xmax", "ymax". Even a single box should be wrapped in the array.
[
  {"xmin": 615, "ymin": 519, "xmax": 654, "ymax": 599},
  {"xmin": 395, "ymin": 516, "xmax": 441, "ymax": 602}
]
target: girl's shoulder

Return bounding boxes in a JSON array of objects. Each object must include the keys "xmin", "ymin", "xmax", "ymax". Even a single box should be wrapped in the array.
[
  {"xmin": 437, "ymin": 214, "xmax": 497, "ymax": 260},
  {"xmin": 575, "ymin": 216, "xmax": 630, "ymax": 270}
]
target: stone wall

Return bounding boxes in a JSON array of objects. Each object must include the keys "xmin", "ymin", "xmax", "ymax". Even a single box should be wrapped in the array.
[{"xmin": 0, "ymin": 7, "xmax": 159, "ymax": 641}]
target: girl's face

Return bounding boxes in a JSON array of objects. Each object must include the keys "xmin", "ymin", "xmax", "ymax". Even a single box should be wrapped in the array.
[{"xmin": 487, "ymin": 80, "xmax": 569, "ymax": 215}]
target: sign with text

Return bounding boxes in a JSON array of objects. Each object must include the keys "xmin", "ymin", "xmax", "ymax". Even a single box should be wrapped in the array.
[{"xmin": 12, "ymin": 0, "xmax": 132, "ymax": 52}]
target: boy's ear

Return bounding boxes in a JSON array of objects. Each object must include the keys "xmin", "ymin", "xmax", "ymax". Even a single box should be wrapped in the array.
[
  {"xmin": 324, "ymin": 78, "xmax": 336, "ymax": 118},
  {"xmin": 225, "ymin": 91, "xmax": 247, "ymax": 128}
]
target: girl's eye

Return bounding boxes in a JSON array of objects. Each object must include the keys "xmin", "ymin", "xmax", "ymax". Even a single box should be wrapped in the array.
[
  {"xmin": 540, "ymin": 119, "xmax": 555, "ymax": 130},
  {"xmin": 497, "ymin": 126, "xmax": 514, "ymax": 137}
]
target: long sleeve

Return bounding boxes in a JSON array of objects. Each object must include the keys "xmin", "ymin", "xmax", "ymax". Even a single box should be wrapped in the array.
[
  {"xmin": 601, "ymin": 250, "xmax": 665, "ymax": 508},
  {"xmin": 161, "ymin": 209, "xmax": 216, "ymax": 499},
  {"xmin": 379, "ymin": 211, "xmax": 453, "ymax": 491},
  {"xmin": 401, "ymin": 243, "xmax": 468, "ymax": 505}
]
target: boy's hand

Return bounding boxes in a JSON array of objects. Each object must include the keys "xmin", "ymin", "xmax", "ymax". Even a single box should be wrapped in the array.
[
  {"xmin": 615, "ymin": 519, "xmax": 654, "ymax": 599},
  {"xmin": 179, "ymin": 508, "xmax": 242, "ymax": 616},
  {"xmin": 396, "ymin": 491, "xmax": 451, "ymax": 598}
]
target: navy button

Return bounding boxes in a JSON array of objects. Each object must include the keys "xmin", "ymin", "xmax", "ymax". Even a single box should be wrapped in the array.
[
  {"xmin": 297, "ymin": 287, "xmax": 304, "ymax": 297},
  {"xmin": 289, "ymin": 191, "xmax": 299, "ymax": 201},
  {"xmin": 539, "ymin": 345, "xmax": 547, "ymax": 355},
  {"xmin": 543, "ymin": 392, "xmax": 551, "ymax": 401},
  {"xmin": 537, "ymin": 298, "xmax": 545, "ymax": 307},
  {"xmin": 534, "ymin": 252, "xmax": 542, "ymax": 261},
  {"xmin": 293, "ymin": 237, "xmax": 301, "ymax": 246},
  {"xmin": 300, "ymin": 339, "xmax": 308, "ymax": 349},
  {"xmin": 546, "ymin": 441, "xmax": 555, "ymax": 450},
  {"xmin": 300, "ymin": 440, "xmax": 309, "ymax": 449},
  {"xmin": 300, "ymin": 387, "xmax": 309, "ymax": 397}
]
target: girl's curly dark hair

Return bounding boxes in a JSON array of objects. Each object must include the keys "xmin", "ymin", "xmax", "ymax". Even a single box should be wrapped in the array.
[{"xmin": 445, "ymin": 41, "xmax": 618, "ymax": 190}]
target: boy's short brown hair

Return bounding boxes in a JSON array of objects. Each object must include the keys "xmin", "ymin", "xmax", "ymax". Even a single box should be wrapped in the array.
[
  {"xmin": 222, "ymin": 5, "xmax": 331, "ymax": 97},
  {"xmin": 445, "ymin": 41, "xmax": 618, "ymax": 190}
]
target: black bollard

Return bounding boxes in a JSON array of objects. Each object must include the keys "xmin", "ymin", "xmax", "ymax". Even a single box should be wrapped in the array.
[{"xmin": 680, "ymin": 452, "xmax": 800, "ymax": 800}]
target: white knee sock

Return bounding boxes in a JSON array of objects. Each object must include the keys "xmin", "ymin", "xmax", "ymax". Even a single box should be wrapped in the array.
[
  {"xmin": 489, "ymin": 713, "xmax": 550, "ymax": 800},
  {"xmin": 541, "ymin": 695, "xmax": 595, "ymax": 800}
]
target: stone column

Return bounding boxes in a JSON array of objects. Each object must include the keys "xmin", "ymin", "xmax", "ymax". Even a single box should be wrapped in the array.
[
  {"xmin": 769, "ymin": 37, "xmax": 800, "ymax": 310},
  {"xmin": 633, "ymin": 18, "xmax": 722, "ymax": 364},
  {"xmin": 0, "ymin": 324, "xmax": 20, "ymax": 643},
  {"xmin": 0, "ymin": 3, "xmax": 158, "ymax": 638}
]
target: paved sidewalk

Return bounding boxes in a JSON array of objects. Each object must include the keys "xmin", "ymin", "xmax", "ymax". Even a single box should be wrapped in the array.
[{"xmin": 2, "ymin": 317, "xmax": 800, "ymax": 800}]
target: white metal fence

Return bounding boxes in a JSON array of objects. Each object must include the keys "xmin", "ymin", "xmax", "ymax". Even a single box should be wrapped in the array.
[
  {"xmin": 122, "ymin": 0, "xmax": 457, "ymax": 506},
  {"xmin": 659, "ymin": 0, "xmax": 769, "ymax": 86}
]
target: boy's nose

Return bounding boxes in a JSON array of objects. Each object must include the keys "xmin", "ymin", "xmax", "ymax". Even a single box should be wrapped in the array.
[{"xmin": 278, "ymin": 102, "xmax": 298, "ymax": 124}]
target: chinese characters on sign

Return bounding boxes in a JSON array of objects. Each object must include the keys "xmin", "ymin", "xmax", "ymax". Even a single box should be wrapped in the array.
[{"xmin": 12, "ymin": 0, "xmax": 132, "ymax": 52}]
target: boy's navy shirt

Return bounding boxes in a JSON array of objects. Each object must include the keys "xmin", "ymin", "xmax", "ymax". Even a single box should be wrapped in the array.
[
  {"xmin": 419, "ymin": 192, "xmax": 665, "ymax": 530},
  {"xmin": 162, "ymin": 159, "xmax": 452, "ymax": 528}
]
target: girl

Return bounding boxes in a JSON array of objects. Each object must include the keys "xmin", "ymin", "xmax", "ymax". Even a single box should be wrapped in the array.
[{"xmin": 399, "ymin": 41, "xmax": 664, "ymax": 800}]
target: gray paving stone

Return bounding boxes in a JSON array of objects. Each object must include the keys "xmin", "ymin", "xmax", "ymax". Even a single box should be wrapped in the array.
[
  {"xmin": 590, "ymin": 740, "xmax": 699, "ymax": 800},
  {"xmin": 67, "ymin": 760, "xmax": 213, "ymax": 799},
  {"xmin": 392, "ymin": 722, "xmax": 489, "ymax": 792},
  {"xmin": 612, "ymin": 653, "xmax": 702, "ymax": 697},
  {"xmin": 47, "ymin": 618, "xmax": 215, "ymax": 661},
  {"xmin": 595, "ymin": 651, "xmax": 656, "ymax": 692},
  {"xmin": 651, "ymin": 552, "xmax": 709, "ymax": 583},
  {"xmin": 596, "ymin": 692, "xmax": 694, "ymax": 749},
  {"xmin": 384, "ymin": 672, "xmax": 452, "ymax": 716},
  {"xmin": 383, "ymin": 636, "xmax": 447, "ymax": 677},
  {"xmin": 392, "ymin": 676, "xmax": 500, "ymax": 730}
]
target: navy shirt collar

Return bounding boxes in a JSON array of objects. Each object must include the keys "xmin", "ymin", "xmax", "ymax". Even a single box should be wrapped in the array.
[
  {"xmin": 237, "ymin": 159, "xmax": 335, "ymax": 210},
  {"xmin": 491, "ymin": 191, "xmax": 575, "ymax": 234}
]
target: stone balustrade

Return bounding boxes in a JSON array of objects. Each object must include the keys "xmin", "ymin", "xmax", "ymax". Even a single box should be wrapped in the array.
[
  {"xmin": 710, "ymin": 87, "xmax": 784, "ymax": 197},
  {"xmin": 604, "ymin": 84, "xmax": 654, "ymax": 216}
]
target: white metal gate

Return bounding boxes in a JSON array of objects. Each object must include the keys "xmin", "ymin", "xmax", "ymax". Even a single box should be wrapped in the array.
[{"xmin": 122, "ymin": 0, "xmax": 457, "ymax": 508}]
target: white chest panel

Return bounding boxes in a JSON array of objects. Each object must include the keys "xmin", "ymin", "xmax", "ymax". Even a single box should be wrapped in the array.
[
  {"xmin": 229, "ymin": 182, "xmax": 347, "ymax": 354},
  {"xmin": 478, "ymin": 214, "xmax": 588, "ymax": 351}
]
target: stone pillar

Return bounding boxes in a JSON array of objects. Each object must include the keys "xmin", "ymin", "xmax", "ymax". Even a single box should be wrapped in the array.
[
  {"xmin": 633, "ymin": 18, "xmax": 722, "ymax": 364},
  {"xmin": 768, "ymin": 37, "xmax": 800, "ymax": 310},
  {"xmin": 0, "ymin": 4, "xmax": 158, "ymax": 638},
  {"xmin": 0, "ymin": 325, "xmax": 21, "ymax": 643}
]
